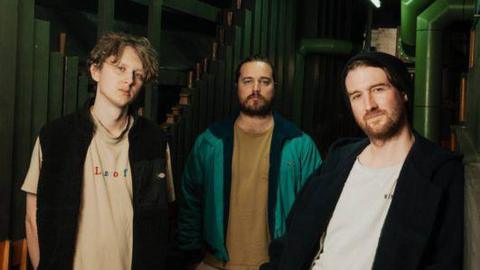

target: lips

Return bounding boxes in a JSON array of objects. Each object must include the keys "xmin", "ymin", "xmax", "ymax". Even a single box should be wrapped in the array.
[
  {"xmin": 247, "ymin": 94, "xmax": 265, "ymax": 101},
  {"xmin": 119, "ymin": 89, "xmax": 131, "ymax": 97},
  {"xmin": 364, "ymin": 110, "xmax": 386, "ymax": 121}
]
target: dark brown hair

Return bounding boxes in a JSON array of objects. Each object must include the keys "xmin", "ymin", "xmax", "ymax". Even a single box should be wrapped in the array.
[{"xmin": 235, "ymin": 55, "xmax": 275, "ymax": 83}]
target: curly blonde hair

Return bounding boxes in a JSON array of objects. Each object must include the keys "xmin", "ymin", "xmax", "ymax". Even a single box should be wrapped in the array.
[{"xmin": 88, "ymin": 32, "xmax": 159, "ymax": 82}]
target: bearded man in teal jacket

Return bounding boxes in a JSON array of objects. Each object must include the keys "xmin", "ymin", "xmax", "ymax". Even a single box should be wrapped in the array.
[{"xmin": 178, "ymin": 55, "xmax": 322, "ymax": 270}]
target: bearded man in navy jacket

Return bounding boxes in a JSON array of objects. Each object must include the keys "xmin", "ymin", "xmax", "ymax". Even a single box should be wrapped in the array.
[{"xmin": 261, "ymin": 51, "xmax": 464, "ymax": 270}]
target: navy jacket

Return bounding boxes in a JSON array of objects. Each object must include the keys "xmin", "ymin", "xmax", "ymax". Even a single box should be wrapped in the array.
[{"xmin": 262, "ymin": 132, "xmax": 464, "ymax": 270}]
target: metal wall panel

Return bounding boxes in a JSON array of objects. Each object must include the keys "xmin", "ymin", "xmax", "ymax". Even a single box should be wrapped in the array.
[
  {"xmin": 77, "ymin": 75, "xmax": 89, "ymax": 110},
  {"xmin": 63, "ymin": 56, "xmax": 79, "ymax": 115},
  {"xmin": 97, "ymin": 0, "xmax": 115, "ymax": 38},
  {"xmin": 31, "ymin": 19, "xmax": 50, "ymax": 143},
  {"xmin": 11, "ymin": 0, "xmax": 35, "ymax": 240},
  {"xmin": 0, "ymin": 0, "xmax": 18, "ymax": 241},
  {"xmin": 252, "ymin": 0, "xmax": 263, "ymax": 54},
  {"xmin": 48, "ymin": 52, "xmax": 64, "ymax": 121}
]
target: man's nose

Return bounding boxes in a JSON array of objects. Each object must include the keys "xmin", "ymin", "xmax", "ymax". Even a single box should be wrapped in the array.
[
  {"xmin": 252, "ymin": 81, "xmax": 260, "ymax": 93},
  {"xmin": 363, "ymin": 93, "xmax": 378, "ymax": 111},
  {"xmin": 123, "ymin": 71, "xmax": 134, "ymax": 86}
]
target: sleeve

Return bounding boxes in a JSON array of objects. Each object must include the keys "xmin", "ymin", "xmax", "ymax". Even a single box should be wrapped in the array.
[
  {"xmin": 261, "ymin": 162, "xmax": 324, "ymax": 270},
  {"xmin": 177, "ymin": 137, "xmax": 205, "ymax": 264},
  {"xmin": 21, "ymin": 137, "xmax": 43, "ymax": 194},
  {"xmin": 423, "ymin": 159, "xmax": 464, "ymax": 270},
  {"xmin": 298, "ymin": 134, "xmax": 322, "ymax": 192}
]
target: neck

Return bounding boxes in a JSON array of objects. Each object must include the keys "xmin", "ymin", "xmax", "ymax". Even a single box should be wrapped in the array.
[
  {"xmin": 359, "ymin": 124, "xmax": 414, "ymax": 168},
  {"xmin": 236, "ymin": 112, "xmax": 274, "ymax": 133},
  {"xmin": 91, "ymin": 96, "xmax": 130, "ymax": 136}
]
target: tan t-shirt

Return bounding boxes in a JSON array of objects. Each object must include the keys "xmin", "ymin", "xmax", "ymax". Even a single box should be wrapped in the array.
[
  {"xmin": 206, "ymin": 122, "xmax": 273, "ymax": 270},
  {"xmin": 22, "ymin": 114, "xmax": 173, "ymax": 270}
]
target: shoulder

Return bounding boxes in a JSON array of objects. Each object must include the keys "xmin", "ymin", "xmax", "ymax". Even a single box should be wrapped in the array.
[
  {"xmin": 40, "ymin": 111, "xmax": 80, "ymax": 132},
  {"xmin": 414, "ymin": 134, "xmax": 462, "ymax": 163},
  {"xmin": 273, "ymin": 113, "xmax": 303, "ymax": 138},
  {"xmin": 207, "ymin": 118, "xmax": 234, "ymax": 137},
  {"xmin": 134, "ymin": 115, "xmax": 165, "ymax": 136},
  {"xmin": 328, "ymin": 137, "xmax": 367, "ymax": 158},
  {"xmin": 410, "ymin": 133, "xmax": 463, "ymax": 185},
  {"xmin": 39, "ymin": 111, "xmax": 88, "ymax": 143},
  {"xmin": 319, "ymin": 137, "xmax": 367, "ymax": 169},
  {"xmin": 193, "ymin": 118, "xmax": 234, "ymax": 145}
]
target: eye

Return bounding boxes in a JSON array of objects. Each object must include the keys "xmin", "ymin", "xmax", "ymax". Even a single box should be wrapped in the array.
[
  {"xmin": 242, "ymin": 78, "xmax": 253, "ymax": 85},
  {"xmin": 135, "ymin": 73, "xmax": 145, "ymax": 82},
  {"xmin": 372, "ymin": 87, "xmax": 385, "ymax": 92},
  {"xmin": 350, "ymin": 94, "xmax": 360, "ymax": 101},
  {"xmin": 260, "ymin": 79, "xmax": 271, "ymax": 86},
  {"xmin": 116, "ymin": 65, "xmax": 126, "ymax": 72}
]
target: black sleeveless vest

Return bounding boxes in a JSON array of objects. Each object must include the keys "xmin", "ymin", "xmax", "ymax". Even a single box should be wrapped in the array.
[{"xmin": 37, "ymin": 109, "xmax": 170, "ymax": 270}]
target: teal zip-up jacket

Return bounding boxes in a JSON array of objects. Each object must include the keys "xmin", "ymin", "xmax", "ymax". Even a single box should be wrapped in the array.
[{"xmin": 178, "ymin": 113, "xmax": 322, "ymax": 263}]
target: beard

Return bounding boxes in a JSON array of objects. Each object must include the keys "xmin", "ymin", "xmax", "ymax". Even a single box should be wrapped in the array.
[
  {"xmin": 359, "ymin": 105, "xmax": 407, "ymax": 141},
  {"xmin": 239, "ymin": 93, "xmax": 273, "ymax": 117}
]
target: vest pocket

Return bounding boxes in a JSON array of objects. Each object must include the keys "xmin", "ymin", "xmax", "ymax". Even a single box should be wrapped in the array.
[{"xmin": 134, "ymin": 158, "xmax": 168, "ymax": 206}]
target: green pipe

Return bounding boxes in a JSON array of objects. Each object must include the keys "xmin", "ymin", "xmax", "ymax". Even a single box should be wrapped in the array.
[
  {"xmin": 130, "ymin": 0, "xmax": 220, "ymax": 22},
  {"xmin": 298, "ymin": 38, "xmax": 357, "ymax": 55},
  {"xmin": 293, "ymin": 38, "xmax": 360, "ymax": 125},
  {"xmin": 400, "ymin": 0, "xmax": 435, "ymax": 56},
  {"xmin": 144, "ymin": 0, "xmax": 163, "ymax": 120},
  {"xmin": 97, "ymin": 0, "xmax": 115, "ymax": 38},
  {"xmin": 414, "ymin": 0, "xmax": 474, "ymax": 142}
]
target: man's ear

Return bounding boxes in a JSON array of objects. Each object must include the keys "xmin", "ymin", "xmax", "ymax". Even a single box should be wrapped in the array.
[{"xmin": 90, "ymin": 64, "xmax": 100, "ymax": 82}]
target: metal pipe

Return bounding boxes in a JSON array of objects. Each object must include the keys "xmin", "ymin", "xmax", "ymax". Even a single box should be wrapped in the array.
[
  {"xmin": 195, "ymin": 62, "xmax": 202, "ymax": 80},
  {"xmin": 469, "ymin": 29, "xmax": 476, "ymax": 68},
  {"xmin": 298, "ymin": 38, "xmax": 358, "ymax": 55},
  {"xmin": 59, "ymin": 33, "xmax": 66, "ymax": 54},
  {"xmin": 450, "ymin": 128, "xmax": 457, "ymax": 151},
  {"xmin": 203, "ymin": 58, "xmax": 208, "ymax": 73},
  {"xmin": 293, "ymin": 38, "xmax": 360, "ymax": 125},
  {"xmin": 179, "ymin": 92, "xmax": 190, "ymax": 105},
  {"xmin": 459, "ymin": 75, "xmax": 467, "ymax": 123},
  {"xmin": 364, "ymin": 5, "xmax": 373, "ymax": 50},
  {"xmin": 131, "ymin": 0, "xmax": 220, "ymax": 23},
  {"xmin": 187, "ymin": 71, "xmax": 194, "ymax": 88},
  {"xmin": 414, "ymin": 0, "xmax": 475, "ymax": 142},
  {"xmin": 400, "ymin": 0, "xmax": 435, "ymax": 56},
  {"xmin": 212, "ymin": 42, "xmax": 218, "ymax": 61}
]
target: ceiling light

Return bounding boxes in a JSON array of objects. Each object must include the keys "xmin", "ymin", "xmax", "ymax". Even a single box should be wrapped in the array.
[{"xmin": 369, "ymin": 0, "xmax": 381, "ymax": 8}]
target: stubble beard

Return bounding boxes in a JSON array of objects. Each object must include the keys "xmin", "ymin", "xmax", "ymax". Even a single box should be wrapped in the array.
[{"xmin": 360, "ymin": 105, "xmax": 407, "ymax": 141}]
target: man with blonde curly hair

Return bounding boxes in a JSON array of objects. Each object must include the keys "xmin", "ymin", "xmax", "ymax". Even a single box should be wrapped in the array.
[{"xmin": 22, "ymin": 32, "xmax": 174, "ymax": 270}]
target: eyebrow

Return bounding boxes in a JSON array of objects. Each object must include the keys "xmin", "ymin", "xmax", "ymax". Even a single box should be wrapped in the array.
[
  {"xmin": 347, "ymin": 83, "xmax": 389, "ymax": 96},
  {"xmin": 119, "ymin": 62, "xmax": 145, "ymax": 73},
  {"xmin": 240, "ymin": 76, "xmax": 272, "ymax": 80}
]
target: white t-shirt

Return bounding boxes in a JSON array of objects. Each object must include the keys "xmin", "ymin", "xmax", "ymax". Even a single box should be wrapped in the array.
[{"xmin": 311, "ymin": 158, "xmax": 403, "ymax": 270}]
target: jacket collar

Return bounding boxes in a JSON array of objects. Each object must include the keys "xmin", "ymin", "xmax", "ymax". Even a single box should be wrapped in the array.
[
  {"xmin": 327, "ymin": 131, "xmax": 461, "ymax": 177},
  {"xmin": 208, "ymin": 112, "xmax": 302, "ymax": 141}
]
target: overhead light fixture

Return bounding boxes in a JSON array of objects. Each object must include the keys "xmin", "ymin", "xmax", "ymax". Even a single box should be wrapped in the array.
[{"xmin": 369, "ymin": 0, "xmax": 381, "ymax": 8}]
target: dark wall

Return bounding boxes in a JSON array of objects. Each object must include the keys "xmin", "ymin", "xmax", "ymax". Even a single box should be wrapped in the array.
[{"xmin": 296, "ymin": 0, "xmax": 366, "ymax": 155}]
